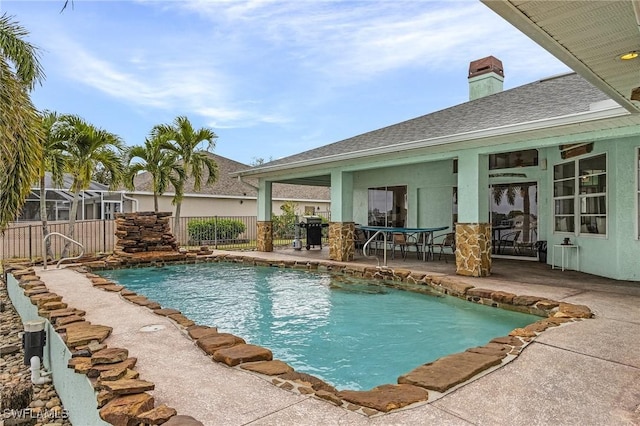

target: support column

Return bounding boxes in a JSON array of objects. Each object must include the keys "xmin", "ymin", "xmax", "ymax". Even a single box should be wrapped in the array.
[
  {"xmin": 257, "ymin": 221, "xmax": 273, "ymax": 252},
  {"xmin": 455, "ymin": 223, "xmax": 491, "ymax": 277},
  {"xmin": 256, "ymin": 180, "xmax": 273, "ymax": 252},
  {"xmin": 329, "ymin": 222, "xmax": 355, "ymax": 261},
  {"xmin": 455, "ymin": 151, "xmax": 491, "ymax": 277},
  {"xmin": 328, "ymin": 170, "xmax": 355, "ymax": 261}
]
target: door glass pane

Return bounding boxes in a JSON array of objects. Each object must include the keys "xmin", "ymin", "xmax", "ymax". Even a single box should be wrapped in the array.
[
  {"xmin": 554, "ymin": 162, "xmax": 574, "ymax": 179},
  {"xmin": 580, "ymin": 216, "xmax": 605, "ymax": 234},
  {"xmin": 368, "ymin": 189, "xmax": 390, "ymax": 226},
  {"xmin": 554, "ymin": 199, "xmax": 574, "ymax": 215},
  {"xmin": 580, "ymin": 196, "xmax": 606, "ymax": 214},
  {"xmin": 579, "ymin": 154, "xmax": 606, "ymax": 175},
  {"xmin": 554, "ymin": 180, "xmax": 574, "ymax": 197},
  {"xmin": 555, "ymin": 216, "xmax": 574, "ymax": 232},
  {"xmin": 579, "ymin": 174, "xmax": 606, "ymax": 194},
  {"xmin": 489, "ymin": 182, "xmax": 537, "ymax": 258},
  {"xmin": 368, "ymin": 186, "xmax": 407, "ymax": 227}
]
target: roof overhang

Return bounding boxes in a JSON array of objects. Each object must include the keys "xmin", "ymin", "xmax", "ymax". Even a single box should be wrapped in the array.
[
  {"xmin": 482, "ymin": 0, "xmax": 640, "ymax": 113},
  {"xmin": 233, "ymin": 104, "xmax": 638, "ymax": 183}
]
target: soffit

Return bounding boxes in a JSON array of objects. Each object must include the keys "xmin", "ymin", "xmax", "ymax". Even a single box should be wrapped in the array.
[{"xmin": 483, "ymin": 0, "xmax": 640, "ymax": 113}]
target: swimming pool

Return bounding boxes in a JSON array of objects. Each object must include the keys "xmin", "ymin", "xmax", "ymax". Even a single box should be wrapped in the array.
[{"xmin": 98, "ymin": 262, "xmax": 538, "ymax": 390}]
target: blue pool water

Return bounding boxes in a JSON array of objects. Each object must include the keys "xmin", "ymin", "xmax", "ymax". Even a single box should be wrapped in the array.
[{"xmin": 98, "ymin": 262, "xmax": 537, "ymax": 390}]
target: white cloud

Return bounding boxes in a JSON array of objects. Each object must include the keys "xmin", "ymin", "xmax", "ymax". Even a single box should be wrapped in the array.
[
  {"xmin": 171, "ymin": 0, "xmax": 566, "ymax": 84},
  {"xmin": 28, "ymin": 0, "xmax": 568, "ymax": 136},
  {"xmin": 43, "ymin": 29, "xmax": 287, "ymax": 128}
]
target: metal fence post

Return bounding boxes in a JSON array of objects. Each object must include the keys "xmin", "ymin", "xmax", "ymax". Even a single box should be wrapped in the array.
[
  {"xmin": 214, "ymin": 216, "xmax": 218, "ymax": 249},
  {"xmin": 103, "ymin": 219, "xmax": 107, "ymax": 253},
  {"xmin": 29, "ymin": 225, "xmax": 33, "ymax": 260}
]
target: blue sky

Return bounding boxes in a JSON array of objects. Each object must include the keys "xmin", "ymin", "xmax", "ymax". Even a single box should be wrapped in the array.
[{"xmin": 2, "ymin": 0, "xmax": 569, "ymax": 165}]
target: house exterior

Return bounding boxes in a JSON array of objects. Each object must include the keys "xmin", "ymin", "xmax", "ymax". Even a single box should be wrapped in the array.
[
  {"xmin": 131, "ymin": 153, "xmax": 331, "ymax": 218},
  {"xmin": 17, "ymin": 154, "xmax": 330, "ymax": 222},
  {"xmin": 233, "ymin": 1, "xmax": 640, "ymax": 282},
  {"xmin": 17, "ymin": 173, "xmax": 133, "ymax": 222}
]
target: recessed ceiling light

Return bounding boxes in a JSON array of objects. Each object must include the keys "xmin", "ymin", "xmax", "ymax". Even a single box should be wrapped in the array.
[{"xmin": 620, "ymin": 51, "xmax": 639, "ymax": 60}]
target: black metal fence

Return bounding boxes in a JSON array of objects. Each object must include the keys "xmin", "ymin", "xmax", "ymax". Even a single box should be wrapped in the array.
[
  {"xmin": 1, "ymin": 213, "xmax": 331, "ymax": 261},
  {"xmin": 174, "ymin": 216, "xmax": 259, "ymax": 250}
]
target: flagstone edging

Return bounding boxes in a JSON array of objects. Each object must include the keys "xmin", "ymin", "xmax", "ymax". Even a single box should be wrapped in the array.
[
  {"xmin": 3, "ymin": 251, "xmax": 593, "ymax": 419},
  {"xmin": 73, "ymin": 252, "xmax": 593, "ymax": 417},
  {"xmin": 3, "ymin": 264, "xmax": 200, "ymax": 426}
]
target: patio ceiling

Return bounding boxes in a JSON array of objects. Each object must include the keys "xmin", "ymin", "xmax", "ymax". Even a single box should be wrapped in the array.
[{"xmin": 483, "ymin": 0, "xmax": 640, "ymax": 113}]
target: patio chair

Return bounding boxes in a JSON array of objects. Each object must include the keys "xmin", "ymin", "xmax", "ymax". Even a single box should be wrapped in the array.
[
  {"xmin": 405, "ymin": 232, "xmax": 427, "ymax": 260},
  {"xmin": 354, "ymin": 228, "xmax": 367, "ymax": 255},
  {"xmin": 497, "ymin": 230, "xmax": 521, "ymax": 255},
  {"xmin": 515, "ymin": 229, "xmax": 537, "ymax": 256},
  {"xmin": 430, "ymin": 232, "xmax": 456, "ymax": 263},
  {"xmin": 391, "ymin": 232, "xmax": 409, "ymax": 260}
]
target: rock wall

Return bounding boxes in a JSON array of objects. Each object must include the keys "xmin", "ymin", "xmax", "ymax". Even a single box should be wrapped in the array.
[
  {"xmin": 114, "ymin": 212, "xmax": 178, "ymax": 254},
  {"xmin": 328, "ymin": 222, "xmax": 355, "ymax": 262},
  {"xmin": 256, "ymin": 221, "xmax": 273, "ymax": 252},
  {"xmin": 455, "ymin": 223, "xmax": 491, "ymax": 277}
]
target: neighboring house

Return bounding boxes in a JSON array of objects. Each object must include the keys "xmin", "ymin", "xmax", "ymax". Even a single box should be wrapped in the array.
[
  {"xmin": 17, "ymin": 173, "xmax": 132, "ymax": 222},
  {"xmin": 233, "ymin": 1, "xmax": 640, "ymax": 282},
  {"xmin": 17, "ymin": 153, "xmax": 331, "ymax": 223},
  {"xmin": 130, "ymin": 153, "xmax": 331, "ymax": 218}
]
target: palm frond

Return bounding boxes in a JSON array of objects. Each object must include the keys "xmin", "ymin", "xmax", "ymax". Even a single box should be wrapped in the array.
[{"xmin": 0, "ymin": 14, "xmax": 45, "ymax": 89}]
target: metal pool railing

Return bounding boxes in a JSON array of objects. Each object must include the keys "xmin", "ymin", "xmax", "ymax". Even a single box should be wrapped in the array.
[{"xmin": 42, "ymin": 232, "xmax": 85, "ymax": 269}]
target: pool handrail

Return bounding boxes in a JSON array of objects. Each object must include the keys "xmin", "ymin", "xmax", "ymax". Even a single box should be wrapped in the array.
[
  {"xmin": 43, "ymin": 232, "xmax": 85, "ymax": 270},
  {"xmin": 362, "ymin": 229, "xmax": 386, "ymax": 267}
]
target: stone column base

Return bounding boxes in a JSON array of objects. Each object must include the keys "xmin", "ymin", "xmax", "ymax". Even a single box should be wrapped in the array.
[
  {"xmin": 455, "ymin": 223, "xmax": 491, "ymax": 277},
  {"xmin": 329, "ymin": 222, "xmax": 355, "ymax": 261},
  {"xmin": 257, "ymin": 221, "xmax": 273, "ymax": 252}
]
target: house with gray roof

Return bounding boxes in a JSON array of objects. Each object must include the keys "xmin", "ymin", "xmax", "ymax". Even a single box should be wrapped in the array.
[
  {"xmin": 131, "ymin": 152, "xmax": 330, "ymax": 218},
  {"xmin": 17, "ymin": 154, "xmax": 330, "ymax": 222},
  {"xmin": 233, "ymin": 0, "xmax": 640, "ymax": 282}
]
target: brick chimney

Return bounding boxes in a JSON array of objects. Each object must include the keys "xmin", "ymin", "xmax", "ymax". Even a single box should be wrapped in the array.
[{"xmin": 468, "ymin": 56, "xmax": 504, "ymax": 101}]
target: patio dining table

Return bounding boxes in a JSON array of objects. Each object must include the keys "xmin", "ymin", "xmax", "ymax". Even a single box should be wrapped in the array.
[{"xmin": 356, "ymin": 225, "xmax": 449, "ymax": 266}]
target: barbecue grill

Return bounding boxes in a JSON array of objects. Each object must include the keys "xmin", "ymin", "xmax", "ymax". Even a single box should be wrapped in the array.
[{"xmin": 298, "ymin": 216, "xmax": 328, "ymax": 250}]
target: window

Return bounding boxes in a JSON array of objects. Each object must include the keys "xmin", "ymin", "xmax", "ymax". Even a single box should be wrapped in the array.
[
  {"xmin": 368, "ymin": 186, "xmax": 407, "ymax": 227},
  {"xmin": 553, "ymin": 153, "xmax": 606, "ymax": 235},
  {"xmin": 489, "ymin": 149, "xmax": 538, "ymax": 170}
]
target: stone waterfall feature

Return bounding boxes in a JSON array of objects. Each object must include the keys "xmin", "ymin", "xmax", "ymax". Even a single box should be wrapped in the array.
[{"xmin": 112, "ymin": 212, "xmax": 183, "ymax": 262}]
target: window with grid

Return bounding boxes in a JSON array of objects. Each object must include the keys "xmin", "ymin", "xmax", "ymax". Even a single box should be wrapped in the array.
[{"xmin": 553, "ymin": 154, "xmax": 606, "ymax": 235}]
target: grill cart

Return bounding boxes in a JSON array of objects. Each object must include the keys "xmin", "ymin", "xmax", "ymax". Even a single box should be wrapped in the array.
[{"xmin": 298, "ymin": 216, "xmax": 328, "ymax": 250}]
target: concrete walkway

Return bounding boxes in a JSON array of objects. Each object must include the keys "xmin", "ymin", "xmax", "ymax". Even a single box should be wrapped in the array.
[{"xmin": 35, "ymin": 251, "xmax": 640, "ymax": 425}]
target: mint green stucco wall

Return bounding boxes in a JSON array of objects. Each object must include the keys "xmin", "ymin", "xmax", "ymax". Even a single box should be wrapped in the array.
[
  {"xmin": 543, "ymin": 136, "xmax": 640, "ymax": 281},
  {"xmin": 339, "ymin": 134, "xmax": 640, "ymax": 281},
  {"xmin": 352, "ymin": 159, "xmax": 457, "ymax": 230}
]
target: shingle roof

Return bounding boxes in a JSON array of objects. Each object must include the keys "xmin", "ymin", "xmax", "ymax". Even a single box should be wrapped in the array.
[
  {"xmin": 260, "ymin": 72, "xmax": 610, "ymax": 168},
  {"xmin": 132, "ymin": 153, "xmax": 329, "ymax": 200}
]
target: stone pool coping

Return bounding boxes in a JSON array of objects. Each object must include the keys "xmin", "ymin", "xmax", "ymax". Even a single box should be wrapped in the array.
[{"xmin": 4, "ymin": 251, "xmax": 593, "ymax": 424}]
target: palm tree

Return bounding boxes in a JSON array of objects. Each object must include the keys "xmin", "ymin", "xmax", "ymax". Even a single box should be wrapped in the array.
[
  {"xmin": 0, "ymin": 14, "xmax": 45, "ymax": 230},
  {"xmin": 57, "ymin": 114, "xmax": 124, "ymax": 257},
  {"xmin": 152, "ymin": 116, "xmax": 218, "ymax": 230},
  {"xmin": 38, "ymin": 111, "xmax": 68, "ymax": 258},
  {"xmin": 125, "ymin": 135, "xmax": 185, "ymax": 212}
]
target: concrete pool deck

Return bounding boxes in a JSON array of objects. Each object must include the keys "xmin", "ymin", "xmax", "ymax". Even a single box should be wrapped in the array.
[{"xmin": 31, "ymin": 248, "xmax": 640, "ymax": 425}]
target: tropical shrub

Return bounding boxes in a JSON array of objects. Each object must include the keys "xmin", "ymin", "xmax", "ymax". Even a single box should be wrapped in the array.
[
  {"xmin": 187, "ymin": 218, "xmax": 246, "ymax": 242},
  {"xmin": 272, "ymin": 201, "xmax": 298, "ymax": 239}
]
